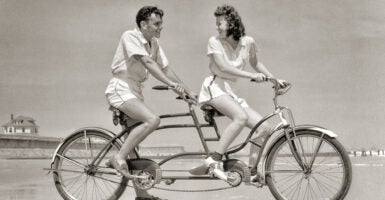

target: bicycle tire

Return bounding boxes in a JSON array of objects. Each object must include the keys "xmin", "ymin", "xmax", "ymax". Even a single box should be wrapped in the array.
[
  {"xmin": 53, "ymin": 130, "xmax": 128, "ymax": 200},
  {"xmin": 265, "ymin": 130, "xmax": 352, "ymax": 200}
]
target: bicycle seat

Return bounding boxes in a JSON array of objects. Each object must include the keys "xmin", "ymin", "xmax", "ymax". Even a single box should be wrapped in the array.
[
  {"xmin": 200, "ymin": 104, "xmax": 224, "ymax": 124},
  {"xmin": 109, "ymin": 106, "xmax": 138, "ymax": 127}
]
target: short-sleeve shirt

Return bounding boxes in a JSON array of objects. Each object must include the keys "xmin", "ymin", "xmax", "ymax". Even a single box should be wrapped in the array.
[
  {"xmin": 110, "ymin": 28, "xmax": 169, "ymax": 82},
  {"xmin": 207, "ymin": 35, "xmax": 257, "ymax": 81}
]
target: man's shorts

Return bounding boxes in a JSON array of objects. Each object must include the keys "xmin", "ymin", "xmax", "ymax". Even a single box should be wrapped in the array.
[{"xmin": 105, "ymin": 78, "xmax": 143, "ymax": 108}]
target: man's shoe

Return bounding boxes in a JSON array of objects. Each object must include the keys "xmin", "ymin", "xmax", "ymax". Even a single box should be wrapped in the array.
[{"xmin": 135, "ymin": 196, "xmax": 167, "ymax": 200}]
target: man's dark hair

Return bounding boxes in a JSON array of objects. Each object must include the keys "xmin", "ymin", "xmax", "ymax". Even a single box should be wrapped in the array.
[
  {"xmin": 136, "ymin": 6, "xmax": 164, "ymax": 28},
  {"xmin": 214, "ymin": 5, "xmax": 245, "ymax": 41}
]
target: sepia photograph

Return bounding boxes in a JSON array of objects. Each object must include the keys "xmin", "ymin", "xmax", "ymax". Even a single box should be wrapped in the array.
[{"xmin": 1, "ymin": 0, "xmax": 385, "ymax": 199}]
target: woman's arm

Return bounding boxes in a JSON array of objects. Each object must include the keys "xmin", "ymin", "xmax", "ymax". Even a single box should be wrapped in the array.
[
  {"xmin": 253, "ymin": 62, "xmax": 274, "ymax": 78},
  {"xmin": 249, "ymin": 42, "xmax": 274, "ymax": 78},
  {"xmin": 249, "ymin": 42, "xmax": 289, "ymax": 86},
  {"xmin": 211, "ymin": 54, "xmax": 264, "ymax": 80}
]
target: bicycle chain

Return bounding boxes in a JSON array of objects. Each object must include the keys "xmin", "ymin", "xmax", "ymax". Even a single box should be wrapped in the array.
[
  {"xmin": 94, "ymin": 174, "xmax": 237, "ymax": 193},
  {"xmin": 152, "ymin": 185, "xmax": 236, "ymax": 193}
]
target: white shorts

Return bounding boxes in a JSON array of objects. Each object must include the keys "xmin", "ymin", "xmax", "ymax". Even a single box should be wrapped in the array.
[
  {"xmin": 198, "ymin": 75, "xmax": 249, "ymax": 108},
  {"xmin": 105, "ymin": 78, "xmax": 143, "ymax": 108}
]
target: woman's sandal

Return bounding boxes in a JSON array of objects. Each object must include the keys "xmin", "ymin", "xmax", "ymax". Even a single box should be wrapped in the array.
[{"xmin": 107, "ymin": 156, "xmax": 135, "ymax": 179}]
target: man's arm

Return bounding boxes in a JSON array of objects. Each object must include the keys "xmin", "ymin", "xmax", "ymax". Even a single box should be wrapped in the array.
[
  {"xmin": 162, "ymin": 66, "xmax": 197, "ymax": 97},
  {"xmin": 134, "ymin": 55, "xmax": 182, "ymax": 91}
]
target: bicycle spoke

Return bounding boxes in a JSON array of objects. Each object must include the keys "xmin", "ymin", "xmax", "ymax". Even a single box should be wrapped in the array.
[{"xmin": 57, "ymin": 154, "xmax": 86, "ymax": 168}]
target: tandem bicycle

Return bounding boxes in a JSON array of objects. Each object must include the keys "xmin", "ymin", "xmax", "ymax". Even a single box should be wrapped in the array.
[{"xmin": 45, "ymin": 77, "xmax": 352, "ymax": 200}]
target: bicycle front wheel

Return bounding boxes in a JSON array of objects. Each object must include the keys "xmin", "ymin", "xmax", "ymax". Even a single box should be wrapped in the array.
[
  {"xmin": 265, "ymin": 130, "xmax": 352, "ymax": 200},
  {"xmin": 53, "ymin": 130, "xmax": 128, "ymax": 200}
]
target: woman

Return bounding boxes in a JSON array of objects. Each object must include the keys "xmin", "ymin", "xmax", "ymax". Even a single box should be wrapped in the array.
[{"xmin": 198, "ymin": 4, "xmax": 286, "ymax": 181}]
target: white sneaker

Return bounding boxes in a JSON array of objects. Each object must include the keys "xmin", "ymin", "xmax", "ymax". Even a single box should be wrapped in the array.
[{"xmin": 205, "ymin": 157, "xmax": 228, "ymax": 181}]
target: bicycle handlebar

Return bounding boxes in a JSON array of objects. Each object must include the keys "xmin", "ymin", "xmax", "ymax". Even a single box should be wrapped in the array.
[
  {"xmin": 251, "ymin": 77, "xmax": 291, "ymax": 96},
  {"xmin": 152, "ymin": 85, "xmax": 197, "ymax": 105}
]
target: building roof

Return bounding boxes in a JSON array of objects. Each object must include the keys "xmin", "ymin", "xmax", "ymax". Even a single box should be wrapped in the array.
[
  {"xmin": 2, "ymin": 115, "xmax": 39, "ymax": 128},
  {"xmin": 14, "ymin": 116, "xmax": 35, "ymax": 122}
]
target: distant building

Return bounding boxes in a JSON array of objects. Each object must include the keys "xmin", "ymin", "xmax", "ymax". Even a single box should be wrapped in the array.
[
  {"xmin": 2, "ymin": 114, "xmax": 39, "ymax": 135},
  {"xmin": 138, "ymin": 146, "xmax": 185, "ymax": 157}
]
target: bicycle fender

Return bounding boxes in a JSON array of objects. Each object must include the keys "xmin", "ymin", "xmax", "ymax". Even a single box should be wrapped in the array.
[
  {"xmin": 293, "ymin": 125, "xmax": 338, "ymax": 138},
  {"xmin": 260, "ymin": 125, "xmax": 338, "ymax": 180},
  {"xmin": 49, "ymin": 127, "xmax": 122, "ymax": 167},
  {"xmin": 265, "ymin": 125, "xmax": 338, "ymax": 157}
]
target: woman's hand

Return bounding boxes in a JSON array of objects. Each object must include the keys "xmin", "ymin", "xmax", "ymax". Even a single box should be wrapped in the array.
[
  {"xmin": 277, "ymin": 79, "xmax": 289, "ymax": 88},
  {"xmin": 251, "ymin": 73, "xmax": 267, "ymax": 83}
]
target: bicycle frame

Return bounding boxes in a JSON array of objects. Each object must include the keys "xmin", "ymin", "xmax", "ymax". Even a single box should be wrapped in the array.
[
  {"xmin": 49, "ymin": 79, "xmax": 339, "ymax": 184},
  {"xmin": 47, "ymin": 74, "xmax": 354, "ymax": 200}
]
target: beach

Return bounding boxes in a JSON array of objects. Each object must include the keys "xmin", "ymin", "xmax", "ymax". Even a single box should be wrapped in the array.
[{"xmin": 0, "ymin": 156, "xmax": 384, "ymax": 200}]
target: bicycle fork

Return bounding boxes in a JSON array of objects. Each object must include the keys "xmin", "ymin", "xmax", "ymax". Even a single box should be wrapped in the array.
[
  {"xmin": 279, "ymin": 108, "xmax": 327, "ymax": 174},
  {"xmin": 276, "ymin": 109, "xmax": 307, "ymax": 171}
]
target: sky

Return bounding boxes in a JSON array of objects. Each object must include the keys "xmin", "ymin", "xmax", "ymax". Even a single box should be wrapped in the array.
[{"xmin": 1, "ymin": 0, "xmax": 385, "ymax": 150}]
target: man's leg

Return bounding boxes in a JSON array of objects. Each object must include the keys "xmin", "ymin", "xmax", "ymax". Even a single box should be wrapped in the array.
[
  {"xmin": 117, "ymin": 99, "xmax": 163, "ymax": 199},
  {"xmin": 116, "ymin": 99, "xmax": 160, "ymax": 160}
]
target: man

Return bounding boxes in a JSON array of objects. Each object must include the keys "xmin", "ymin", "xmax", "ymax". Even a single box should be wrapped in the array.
[{"xmin": 105, "ymin": 6, "xmax": 196, "ymax": 200}]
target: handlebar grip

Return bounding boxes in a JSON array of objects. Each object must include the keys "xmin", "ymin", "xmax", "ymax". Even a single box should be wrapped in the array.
[{"xmin": 152, "ymin": 85, "xmax": 171, "ymax": 90}]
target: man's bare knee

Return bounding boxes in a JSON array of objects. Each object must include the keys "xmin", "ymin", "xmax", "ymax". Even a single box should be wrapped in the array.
[
  {"xmin": 144, "ymin": 116, "xmax": 160, "ymax": 130},
  {"xmin": 234, "ymin": 113, "xmax": 248, "ymax": 127}
]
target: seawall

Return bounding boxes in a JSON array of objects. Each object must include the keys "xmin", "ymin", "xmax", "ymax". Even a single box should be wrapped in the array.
[{"xmin": 0, "ymin": 134, "xmax": 62, "ymax": 159}]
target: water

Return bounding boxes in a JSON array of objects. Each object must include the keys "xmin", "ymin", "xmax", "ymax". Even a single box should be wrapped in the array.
[{"xmin": 0, "ymin": 157, "xmax": 384, "ymax": 200}]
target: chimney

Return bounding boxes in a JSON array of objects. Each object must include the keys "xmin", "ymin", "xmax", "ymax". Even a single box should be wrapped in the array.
[{"xmin": 11, "ymin": 114, "xmax": 14, "ymax": 121}]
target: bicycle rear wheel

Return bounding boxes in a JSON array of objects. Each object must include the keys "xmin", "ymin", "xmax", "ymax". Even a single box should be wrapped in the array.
[
  {"xmin": 265, "ymin": 130, "xmax": 352, "ymax": 200},
  {"xmin": 53, "ymin": 130, "xmax": 128, "ymax": 200}
]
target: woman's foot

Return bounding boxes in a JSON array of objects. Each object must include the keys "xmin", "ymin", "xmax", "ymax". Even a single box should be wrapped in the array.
[
  {"xmin": 250, "ymin": 168, "xmax": 264, "ymax": 187},
  {"xmin": 205, "ymin": 156, "xmax": 228, "ymax": 181}
]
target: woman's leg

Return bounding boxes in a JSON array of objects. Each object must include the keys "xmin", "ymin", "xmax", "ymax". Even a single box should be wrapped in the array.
[
  {"xmin": 116, "ymin": 98, "xmax": 160, "ymax": 160},
  {"xmin": 243, "ymin": 107, "xmax": 271, "ymax": 168},
  {"xmin": 204, "ymin": 95, "xmax": 248, "ymax": 180},
  {"xmin": 209, "ymin": 95, "xmax": 249, "ymax": 155}
]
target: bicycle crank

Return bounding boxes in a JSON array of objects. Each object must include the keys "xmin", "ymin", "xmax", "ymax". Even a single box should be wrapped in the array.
[
  {"xmin": 133, "ymin": 171, "xmax": 156, "ymax": 190},
  {"xmin": 226, "ymin": 171, "xmax": 242, "ymax": 187}
]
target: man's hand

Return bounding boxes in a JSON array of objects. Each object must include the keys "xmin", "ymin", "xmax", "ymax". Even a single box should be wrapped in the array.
[
  {"xmin": 186, "ymin": 92, "xmax": 198, "ymax": 105},
  {"xmin": 170, "ymin": 82, "xmax": 185, "ymax": 95}
]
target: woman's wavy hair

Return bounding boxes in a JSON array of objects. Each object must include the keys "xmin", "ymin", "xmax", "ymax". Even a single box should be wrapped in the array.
[{"xmin": 214, "ymin": 5, "xmax": 245, "ymax": 41}]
